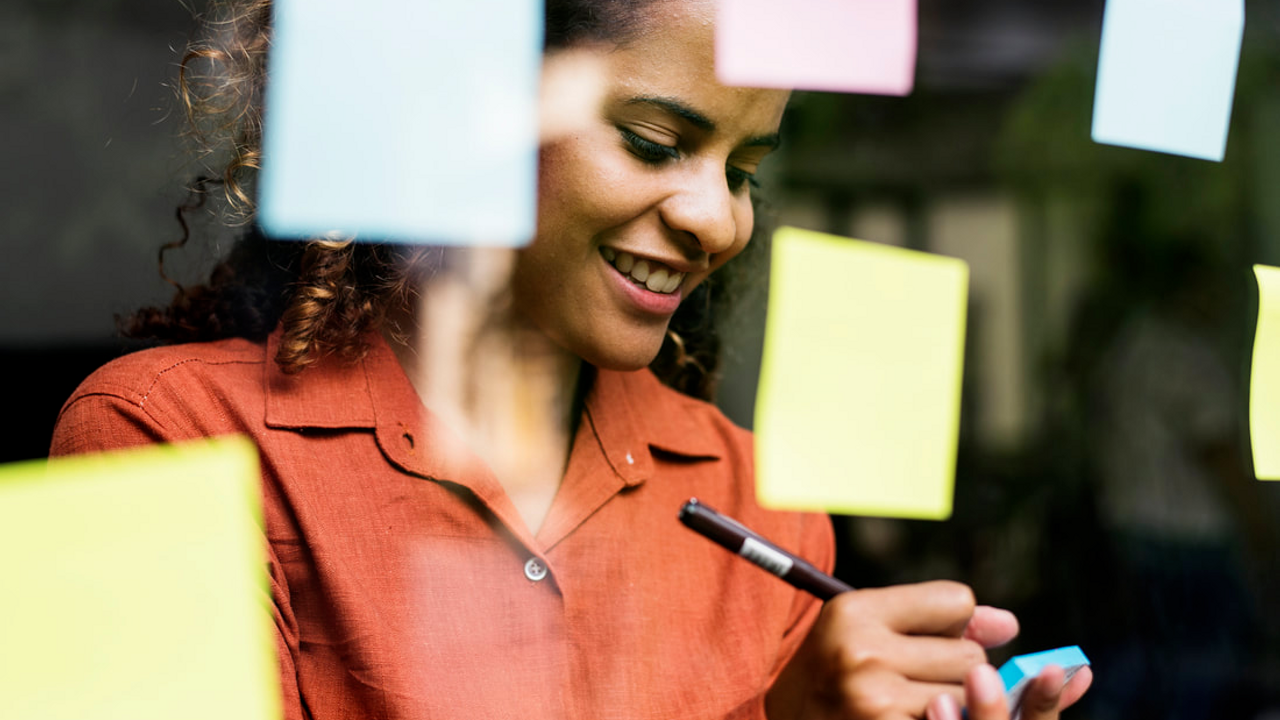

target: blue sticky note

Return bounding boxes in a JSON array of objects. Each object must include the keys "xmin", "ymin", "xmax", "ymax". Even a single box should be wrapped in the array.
[
  {"xmin": 1091, "ymin": 0, "xmax": 1244, "ymax": 162},
  {"xmin": 260, "ymin": 0, "xmax": 543, "ymax": 244},
  {"xmin": 998, "ymin": 646, "xmax": 1091, "ymax": 720}
]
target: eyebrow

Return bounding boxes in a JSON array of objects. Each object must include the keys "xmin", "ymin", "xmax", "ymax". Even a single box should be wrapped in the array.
[{"xmin": 625, "ymin": 95, "xmax": 782, "ymax": 151}]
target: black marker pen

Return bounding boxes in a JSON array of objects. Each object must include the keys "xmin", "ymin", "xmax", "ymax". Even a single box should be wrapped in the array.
[{"xmin": 678, "ymin": 498, "xmax": 852, "ymax": 600}]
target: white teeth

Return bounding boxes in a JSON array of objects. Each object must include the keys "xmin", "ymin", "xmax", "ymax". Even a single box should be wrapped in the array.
[
  {"xmin": 606, "ymin": 250, "xmax": 686, "ymax": 294},
  {"xmin": 631, "ymin": 260, "xmax": 650, "ymax": 282}
]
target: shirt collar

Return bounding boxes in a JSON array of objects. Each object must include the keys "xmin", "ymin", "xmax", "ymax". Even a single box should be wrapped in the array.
[
  {"xmin": 585, "ymin": 368, "xmax": 723, "ymax": 488},
  {"xmin": 262, "ymin": 329, "xmax": 724, "ymax": 473},
  {"xmin": 263, "ymin": 329, "xmax": 487, "ymax": 486},
  {"xmin": 263, "ymin": 330, "xmax": 378, "ymax": 429}
]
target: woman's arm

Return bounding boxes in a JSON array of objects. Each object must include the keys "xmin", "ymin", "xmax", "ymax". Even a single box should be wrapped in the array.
[{"xmin": 51, "ymin": 390, "xmax": 311, "ymax": 720}]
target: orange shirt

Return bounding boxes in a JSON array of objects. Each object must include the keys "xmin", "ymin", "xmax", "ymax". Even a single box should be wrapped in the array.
[{"xmin": 51, "ymin": 331, "xmax": 833, "ymax": 720}]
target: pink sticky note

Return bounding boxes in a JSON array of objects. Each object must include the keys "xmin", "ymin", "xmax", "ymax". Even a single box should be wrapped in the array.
[{"xmin": 716, "ymin": 0, "xmax": 917, "ymax": 95}]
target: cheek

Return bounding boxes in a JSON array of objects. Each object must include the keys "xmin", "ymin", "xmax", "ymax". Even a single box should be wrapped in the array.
[{"xmin": 536, "ymin": 137, "xmax": 638, "ymax": 233}]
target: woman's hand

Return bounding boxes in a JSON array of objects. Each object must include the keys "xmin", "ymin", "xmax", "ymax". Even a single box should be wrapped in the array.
[
  {"xmin": 765, "ymin": 580, "xmax": 1092, "ymax": 720},
  {"xmin": 924, "ymin": 662, "xmax": 1093, "ymax": 720}
]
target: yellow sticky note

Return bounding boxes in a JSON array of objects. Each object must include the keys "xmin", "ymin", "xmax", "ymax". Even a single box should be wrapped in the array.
[
  {"xmin": 1250, "ymin": 265, "xmax": 1280, "ymax": 480},
  {"xmin": 755, "ymin": 227, "xmax": 968, "ymax": 519},
  {"xmin": 0, "ymin": 437, "xmax": 280, "ymax": 720}
]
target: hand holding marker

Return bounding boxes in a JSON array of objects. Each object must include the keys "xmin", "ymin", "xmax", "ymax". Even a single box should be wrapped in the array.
[{"xmin": 677, "ymin": 499, "xmax": 1090, "ymax": 717}]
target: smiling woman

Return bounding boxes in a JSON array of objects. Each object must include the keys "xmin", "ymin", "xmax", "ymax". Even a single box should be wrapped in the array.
[
  {"xmin": 518, "ymin": 7, "xmax": 788, "ymax": 371},
  {"xmin": 50, "ymin": 1, "xmax": 1089, "ymax": 719},
  {"xmin": 117, "ymin": 0, "xmax": 763, "ymax": 402}
]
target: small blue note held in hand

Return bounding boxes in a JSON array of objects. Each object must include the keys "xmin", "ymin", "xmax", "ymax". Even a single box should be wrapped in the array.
[
  {"xmin": 999, "ymin": 646, "xmax": 1091, "ymax": 720},
  {"xmin": 1091, "ymin": 0, "xmax": 1244, "ymax": 162},
  {"xmin": 260, "ymin": 0, "xmax": 543, "ymax": 244}
]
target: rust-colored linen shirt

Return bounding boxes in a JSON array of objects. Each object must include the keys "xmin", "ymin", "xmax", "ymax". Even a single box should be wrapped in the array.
[{"xmin": 51, "ymin": 331, "xmax": 833, "ymax": 720}]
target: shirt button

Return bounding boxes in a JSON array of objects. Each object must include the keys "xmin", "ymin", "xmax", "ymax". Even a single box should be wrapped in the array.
[{"xmin": 524, "ymin": 557, "xmax": 548, "ymax": 582}]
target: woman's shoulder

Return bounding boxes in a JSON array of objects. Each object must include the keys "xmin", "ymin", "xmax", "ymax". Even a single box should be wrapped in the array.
[
  {"xmin": 51, "ymin": 337, "xmax": 269, "ymax": 456},
  {"xmin": 67, "ymin": 337, "xmax": 266, "ymax": 403}
]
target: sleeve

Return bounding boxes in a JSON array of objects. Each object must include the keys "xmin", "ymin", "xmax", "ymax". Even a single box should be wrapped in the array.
[
  {"xmin": 726, "ymin": 511, "xmax": 834, "ymax": 720},
  {"xmin": 50, "ymin": 391, "xmax": 174, "ymax": 456},
  {"xmin": 50, "ymin": 390, "xmax": 312, "ymax": 720},
  {"xmin": 772, "ymin": 511, "xmax": 836, "ymax": 680}
]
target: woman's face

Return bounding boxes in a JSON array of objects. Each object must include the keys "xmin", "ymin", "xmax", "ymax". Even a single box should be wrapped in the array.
[{"xmin": 513, "ymin": 0, "xmax": 789, "ymax": 370}]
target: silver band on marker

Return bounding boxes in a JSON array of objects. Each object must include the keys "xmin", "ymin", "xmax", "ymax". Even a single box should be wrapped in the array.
[{"xmin": 739, "ymin": 537, "xmax": 794, "ymax": 577}]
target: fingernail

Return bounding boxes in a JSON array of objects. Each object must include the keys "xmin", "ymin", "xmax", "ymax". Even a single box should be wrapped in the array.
[
  {"xmin": 989, "ymin": 607, "xmax": 1018, "ymax": 626},
  {"xmin": 928, "ymin": 693, "xmax": 962, "ymax": 720},
  {"xmin": 971, "ymin": 663, "xmax": 1002, "ymax": 706}
]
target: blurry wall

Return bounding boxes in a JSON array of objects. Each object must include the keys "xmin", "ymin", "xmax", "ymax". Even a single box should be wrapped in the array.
[
  {"xmin": 2, "ymin": 0, "xmax": 195, "ymax": 345},
  {"xmin": 2, "ymin": 0, "xmax": 207, "ymax": 462}
]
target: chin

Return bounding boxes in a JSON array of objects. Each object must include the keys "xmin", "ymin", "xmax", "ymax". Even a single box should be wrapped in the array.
[
  {"xmin": 580, "ymin": 348, "xmax": 662, "ymax": 372},
  {"xmin": 572, "ymin": 337, "xmax": 665, "ymax": 372}
]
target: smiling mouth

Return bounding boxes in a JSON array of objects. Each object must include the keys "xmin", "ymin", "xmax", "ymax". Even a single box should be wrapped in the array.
[{"xmin": 602, "ymin": 248, "xmax": 685, "ymax": 294}]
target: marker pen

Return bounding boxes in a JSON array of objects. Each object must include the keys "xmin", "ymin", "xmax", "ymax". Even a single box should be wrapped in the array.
[{"xmin": 678, "ymin": 497, "xmax": 853, "ymax": 600}]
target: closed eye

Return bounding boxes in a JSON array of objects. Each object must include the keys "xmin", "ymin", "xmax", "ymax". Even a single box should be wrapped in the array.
[
  {"xmin": 619, "ymin": 127, "xmax": 679, "ymax": 164},
  {"xmin": 726, "ymin": 166, "xmax": 759, "ymax": 193},
  {"xmin": 621, "ymin": 125, "xmax": 760, "ymax": 193}
]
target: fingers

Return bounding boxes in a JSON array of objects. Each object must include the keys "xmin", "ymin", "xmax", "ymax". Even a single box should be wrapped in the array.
[
  {"xmin": 964, "ymin": 664, "xmax": 1011, "ymax": 720},
  {"xmin": 1017, "ymin": 664, "xmax": 1066, "ymax": 720},
  {"xmin": 1060, "ymin": 666, "xmax": 1093, "ymax": 709},
  {"xmin": 770, "ymin": 583, "xmax": 1039, "ymax": 720},
  {"xmin": 815, "ymin": 583, "xmax": 987, "ymax": 715},
  {"xmin": 833, "ymin": 580, "xmax": 977, "ymax": 637},
  {"xmin": 874, "ymin": 635, "xmax": 988, "ymax": 683},
  {"xmin": 835, "ymin": 664, "xmax": 967, "ymax": 719},
  {"xmin": 820, "ymin": 585, "xmax": 987, "ymax": 683},
  {"xmin": 963, "ymin": 661, "xmax": 1092, "ymax": 720},
  {"xmin": 963, "ymin": 606, "xmax": 1020, "ymax": 649},
  {"xmin": 926, "ymin": 692, "xmax": 963, "ymax": 720}
]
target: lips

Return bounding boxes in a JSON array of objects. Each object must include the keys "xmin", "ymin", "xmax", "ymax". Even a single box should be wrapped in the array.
[{"xmin": 601, "ymin": 247, "xmax": 685, "ymax": 294}]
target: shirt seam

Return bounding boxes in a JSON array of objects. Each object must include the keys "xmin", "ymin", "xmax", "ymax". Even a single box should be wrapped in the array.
[{"xmin": 139, "ymin": 357, "xmax": 262, "ymax": 409}]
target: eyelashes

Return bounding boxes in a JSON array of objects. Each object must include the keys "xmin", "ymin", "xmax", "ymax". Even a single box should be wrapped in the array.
[
  {"xmin": 726, "ymin": 167, "xmax": 761, "ymax": 192},
  {"xmin": 618, "ymin": 127, "xmax": 760, "ymax": 193},
  {"xmin": 619, "ymin": 127, "xmax": 678, "ymax": 163}
]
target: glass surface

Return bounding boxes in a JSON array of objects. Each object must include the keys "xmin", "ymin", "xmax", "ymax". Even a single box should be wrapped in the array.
[{"xmin": 6, "ymin": 0, "xmax": 1280, "ymax": 716}]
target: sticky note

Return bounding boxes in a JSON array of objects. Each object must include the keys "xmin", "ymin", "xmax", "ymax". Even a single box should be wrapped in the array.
[
  {"xmin": 1091, "ymin": 0, "xmax": 1244, "ymax": 161},
  {"xmin": 260, "ymin": 0, "xmax": 543, "ymax": 244},
  {"xmin": 0, "ymin": 437, "xmax": 279, "ymax": 720},
  {"xmin": 999, "ymin": 646, "xmax": 1091, "ymax": 720},
  {"xmin": 755, "ymin": 227, "xmax": 968, "ymax": 519},
  {"xmin": 1251, "ymin": 265, "xmax": 1280, "ymax": 480},
  {"xmin": 716, "ymin": 0, "xmax": 916, "ymax": 95}
]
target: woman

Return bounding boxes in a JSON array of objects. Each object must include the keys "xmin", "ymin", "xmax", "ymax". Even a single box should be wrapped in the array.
[{"xmin": 51, "ymin": 0, "xmax": 1089, "ymax": 718}]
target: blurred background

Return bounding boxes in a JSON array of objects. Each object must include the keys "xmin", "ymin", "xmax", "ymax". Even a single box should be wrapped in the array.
[{"xmin": 4, "ymin": 0, "xmax": 1280, "ymax": 717}]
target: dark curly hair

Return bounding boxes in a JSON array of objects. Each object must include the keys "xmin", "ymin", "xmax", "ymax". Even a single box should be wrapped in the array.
[{"xmin": 127, "ymin": 0, "xmax": 770, "ymax": 401}]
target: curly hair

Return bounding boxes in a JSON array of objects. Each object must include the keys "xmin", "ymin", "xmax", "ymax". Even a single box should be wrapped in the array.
[{"xmin": 130, "ymin": 0, "xmax": 768, "ymax": 400}]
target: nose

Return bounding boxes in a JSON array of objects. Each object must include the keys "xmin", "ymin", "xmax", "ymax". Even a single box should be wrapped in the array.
[{"xmin": 658, "ymin": 161, "xmax": 742, "ymax": 257}]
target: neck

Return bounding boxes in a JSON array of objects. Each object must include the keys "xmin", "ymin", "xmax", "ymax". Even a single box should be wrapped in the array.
[{"xmin": 384, "ymin": 248, "xmax": 583, "ymax": 534}]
